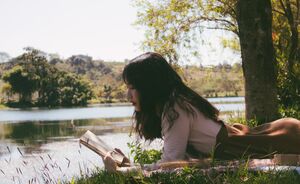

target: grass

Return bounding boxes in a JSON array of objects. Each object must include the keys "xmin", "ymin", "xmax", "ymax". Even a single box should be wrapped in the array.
[
  {"xmin": 71, "ymin": 167, "xmax": 300, "ymax": 184},
  {"xmin": 279, "ymin": 105, "xmax": 300, "ymax": 120},
  {"xmin": 0, "ymin": 103, "xmax": 9, "ymax": 109}
]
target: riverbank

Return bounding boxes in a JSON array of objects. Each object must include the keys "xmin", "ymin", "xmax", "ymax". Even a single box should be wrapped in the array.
[
  {"xmin": 0, "ymin": 96, "xmax": 245, "ymax": 110},
  {"xmin": 0, "ymin": 104, "xmax": 8, "ymax": 110}
]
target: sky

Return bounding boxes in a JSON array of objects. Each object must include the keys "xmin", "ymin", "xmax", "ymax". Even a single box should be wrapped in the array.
[
  {"xmin": 0, "ymin": 0, "xmax": 240, "ymax": 65},
  {"xmin": 0, "ymin": 0, "xmax": 144, "ymax": 61}
]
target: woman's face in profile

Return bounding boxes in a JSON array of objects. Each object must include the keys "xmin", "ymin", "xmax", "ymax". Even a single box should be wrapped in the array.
[{"xmin": 126, "ymin": 83, "xmax": 141, "ymax": 112}]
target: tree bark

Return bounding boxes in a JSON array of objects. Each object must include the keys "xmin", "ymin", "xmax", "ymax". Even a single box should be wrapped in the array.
[{"xmin": 236, "ymin": 0, "xmax": 279, "ymax": 124}]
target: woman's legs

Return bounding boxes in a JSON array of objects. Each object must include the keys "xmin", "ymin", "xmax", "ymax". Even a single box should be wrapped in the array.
[{"xmin": 222, "ymin": 118, "xmax": 300, "ymax": 158}]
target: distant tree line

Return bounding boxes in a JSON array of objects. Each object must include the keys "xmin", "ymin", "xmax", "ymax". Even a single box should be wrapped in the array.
[
  {"xmin": 1, "ymin": 48, "xmax": 93, "ymax": 107},
  {"xmin": 185, "ymin": 63, "xmax": 244, "ymax": 98},
  {"xmin": 0, "ymin": 48, "xmax": 245, "ymax": 107}
]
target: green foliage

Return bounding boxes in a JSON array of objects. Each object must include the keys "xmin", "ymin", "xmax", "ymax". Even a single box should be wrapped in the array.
[
  {"xmin": 2, "ymin": 65, "xmax": 39, "ymax": 103},
  {"xmin": 227, "ymin": 116, "xmax": 258, "ymax": 128},
  {"xmin": 145, "ymin": 167, "xmax": 210, "ymax": 183},
  {"xmin": 272, "ymin": 0, "xmax": 300, "ymax": 108},
  {"xmin": 57, "ymin": 72, "xmax": 93, "ymax": 106},
  {"xmin": 221, "ymin": 170, "xmax": 300, "ymax": 184},
  {"xmin": 72, "ymin": 168, "xmax": 300, "ymax": 184},
  {"xmin": 72, "ymin": 169, "xmax": 143, "ymax": 184},
  {"xmin": 0, "ymin": 104, "xmax": 8, "ymax": 109},
  {"xmin": 277, "ymin": 71, "xmax": 300, "ymax": 108},
  {"xmin": 226, "ymin": 106, "xmax": 300, "ymax": 127},
  {"xmin": 127, "ymin": 141, "xmax": 162, "ymax": 165},
  {"xmin": 279, "ymin": 105, "xmax": 300, "ymax": 120},
  {"xmin": 185, "ymin": 64, "xmax": 244, "ymax": 97},
  {"xmin": 134, "ymin": 0, "xmax": 238, "ymax": 62},
  {"xmin": 221, "ymin": 37, "xmax": 240, "ymax": 52},
  {"xmin": 1, "ymin": 48, "xmax": 94, "ymax": 107}
]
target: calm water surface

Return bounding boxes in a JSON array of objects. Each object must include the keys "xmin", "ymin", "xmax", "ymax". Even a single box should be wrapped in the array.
[
  {"xmin": 0, "ymin": 118, "xmax": 139, "ymax": 184},
  {"xmin": 0, "ymin": 97, "xmax": 244, "ymax": 122},
  {"xmin": 0, "ymin": 97, "xmax": 244, "ymax": 184}
]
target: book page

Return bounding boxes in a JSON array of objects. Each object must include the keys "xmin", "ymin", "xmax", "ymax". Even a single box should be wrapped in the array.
[{"xmin": 79, "ymin": 130, "xmax": 126, "ymax": 165}]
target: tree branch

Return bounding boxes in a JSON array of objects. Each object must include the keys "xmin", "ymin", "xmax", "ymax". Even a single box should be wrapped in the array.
[
  {"xmin": 279, "ymin": 0, "xmax": 288, "ymax": 15},
  {"xmin": 218, "ymin": 0, "xmax": 238, "ymax": 18},
  {"xmin": 296, "ymin": 0, "xmax": 300, "ymax": 22},
  {"xmin": 272, "ymin": 8, "xmax": 285, "ymax": 16}
]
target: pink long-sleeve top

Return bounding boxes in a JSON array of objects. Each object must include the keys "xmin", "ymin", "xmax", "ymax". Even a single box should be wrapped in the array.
[
  {"xmin": 160, "ymin": 102, "xmax": 221, "ymax": 162},
  {"xmin": 143, "ymin": 102, "xmax": 222, "ymax": 171}
]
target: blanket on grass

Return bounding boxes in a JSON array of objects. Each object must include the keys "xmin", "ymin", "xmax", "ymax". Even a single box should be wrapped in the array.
[{"xmin": 117, "ymin": 155, "xmax": 300, "ymax": 176}]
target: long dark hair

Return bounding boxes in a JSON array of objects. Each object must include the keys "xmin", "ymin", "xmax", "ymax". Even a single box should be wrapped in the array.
[{"xmin": 122, "ymin": 52, "xmax": 219, "ymax": 140}]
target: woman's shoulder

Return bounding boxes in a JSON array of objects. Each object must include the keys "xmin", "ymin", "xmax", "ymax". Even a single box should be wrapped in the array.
[
  {"xmin": 162, "ymin": 98, "xmax": 194, "ymax": 118},
  {"xmin": 161, "ymin": 99, "xmax": 200, "ymax": 129}
]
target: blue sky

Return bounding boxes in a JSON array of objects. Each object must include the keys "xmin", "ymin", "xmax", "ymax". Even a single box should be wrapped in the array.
[{"xmin": 0, "ymin": 0, "xmax": 240, "ymax": 65}]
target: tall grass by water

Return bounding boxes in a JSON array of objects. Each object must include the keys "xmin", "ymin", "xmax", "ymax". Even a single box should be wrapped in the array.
[{"xmin": 0, "ymin": 145, "xmax": 93, "ymax": 184}]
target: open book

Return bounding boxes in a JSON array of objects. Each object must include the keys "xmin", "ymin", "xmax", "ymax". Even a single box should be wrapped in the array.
[{"xmin": 79, "ymin": 130, "xmax": 130, "ymax": 166}]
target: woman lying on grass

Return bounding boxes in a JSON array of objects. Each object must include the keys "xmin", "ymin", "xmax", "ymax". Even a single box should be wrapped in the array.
[{"xmin": 104, "ymin": 52, "xmax": 300, "ymax": 172}]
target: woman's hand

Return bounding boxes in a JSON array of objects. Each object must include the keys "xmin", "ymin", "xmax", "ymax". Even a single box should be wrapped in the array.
[
  {"xmin": 114, "ymin": 148, "xmax": 130, "ymax": 166},
  {"xmin": 103, "ymin": 151, "xmax": 118, "ymax": 172},
  {"xmin": 103, "ymin": 148, "xmax": 131, "ymax": 172}
]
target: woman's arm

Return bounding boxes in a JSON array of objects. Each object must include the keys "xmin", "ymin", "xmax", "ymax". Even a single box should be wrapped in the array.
[
  {"xmin": 142, "ymin": 106, "xmax": 192, "ymax": 171},
  {"xmin": 160, "ymin": 104, "xmax": 191, "ymax": 162}
]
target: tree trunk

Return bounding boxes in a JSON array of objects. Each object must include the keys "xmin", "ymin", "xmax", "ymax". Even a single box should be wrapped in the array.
[{"xmin": 236, "ymin": 0, "xmax": 279, "ymax": 124}]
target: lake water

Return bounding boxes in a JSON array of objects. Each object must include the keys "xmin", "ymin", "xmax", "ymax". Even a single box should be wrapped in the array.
[{"xmin": 0, "ymin": 97, "xmax": 244, "ymax": 184}]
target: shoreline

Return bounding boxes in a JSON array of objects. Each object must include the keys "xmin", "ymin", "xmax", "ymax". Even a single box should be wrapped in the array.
[{"xmin": 0, "ymin": 96, "xmax": 245, "ymax": 110}]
